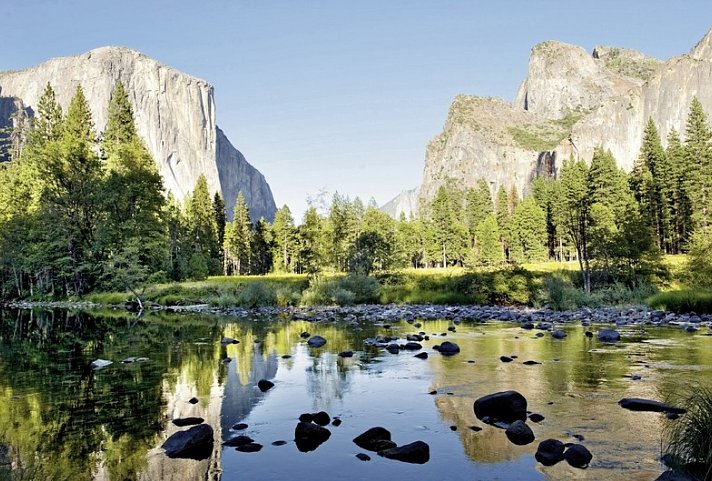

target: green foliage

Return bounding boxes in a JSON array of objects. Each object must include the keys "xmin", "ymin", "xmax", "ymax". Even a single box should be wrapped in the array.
[
  {"xmin": 223, "ymin": 192, "xmax": 252, "ymax": 275},
  {"xmin": 664, "ymin": 385, "xmax": 712, "ymax": 480},
  {"xmin": 301, "ymin": 274, "xmax": 380, "ymax": 306},
  {"xmin": 600, "ymin": 47, "xmax": 662, "ymax": 80},
  {"xmin": 236, "ymin": 281, "xmax": 277, "ymax": 307},
  {"xmin": 687, "ymin": 227, "xmax": 712, "ymax": 288}
]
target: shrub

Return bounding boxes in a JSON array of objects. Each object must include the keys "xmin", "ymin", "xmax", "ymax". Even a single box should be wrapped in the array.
[
  {"xmin": 664, "ymin": 385, "xmax": 712, "ymax": 480},
  {"xmin": 537, "ymin": 273, "xmax": 592, "ymax": 311},
  {"xmin": 275, "ymin": 286, "xmax": 301, "ymax": 307},
  {"xmin": 301, "ymin": 274, "xmax": 380, "ymax": 306},
  {"xmin": 235, "ymin": 282, "xmax": 276, "ymax": 308}
]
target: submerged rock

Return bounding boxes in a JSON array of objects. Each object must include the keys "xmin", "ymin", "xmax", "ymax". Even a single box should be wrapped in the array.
[
  {"xmin": 378, "ymin": 441, "xmax": 430, "ymax": 464},
  {"xmin": 90, "ymin": 359, "xmax": 112, "ymax": 370},
  {"xmin": 307, "ymin": 336, "xmax": 327, "ymax": 348},
  {"xmin": 434, "ymin": 341, "xmax": 460, "ymax": 356},
  {"xmin": 618, "ymin": 398, "xmax": 686, "ymax": 414},
  {"xmin": 162, "ymin": 424, "xmax": 214, "ymax": 459},
  {"xmin": 597, "ymin": 329, "xmax": 621, "ymax": 342},
  {"xmin": 223, "ymin": 434, "xmax": 254, "ymax": 447},
  {"xmin": 172, "ymin": 417, "xmax": 204, "ymax": 427},
  {"xmin": 474, "ymin": 390, "xmax": 528, "ymax": 423}
]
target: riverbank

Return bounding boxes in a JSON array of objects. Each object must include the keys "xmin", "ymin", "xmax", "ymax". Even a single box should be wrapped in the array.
[{"xmin": 5, "ymin": 300, "xmax": 711, "ymax": 333}]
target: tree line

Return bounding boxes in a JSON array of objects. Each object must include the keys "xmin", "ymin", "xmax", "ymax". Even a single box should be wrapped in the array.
[{"xmin": 1, "ymin": 84, "xmax": 711, "ymax": 299}]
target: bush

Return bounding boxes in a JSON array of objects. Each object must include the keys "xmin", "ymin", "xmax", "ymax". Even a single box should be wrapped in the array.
[
  {"xmin": 664, "ymin": 385, "xmax": 712, "ymax": 480},
  {"xmin": 275, "ymin": 286, "xmax": 301, "ymax": 306},
  {"xmin": 647, "ymin": 290, "xmax": 712, "ymax": 314},
  {"xmin": 537, "ymin": 273, "xmax": 592, "ymax": 311},
  {"xmin": 301, "ymin": 274, "xmax": 380, "ymax": 306},
  {"xmin": 235, "ymin": 282, "xmax": 276, "ymax": 308}
]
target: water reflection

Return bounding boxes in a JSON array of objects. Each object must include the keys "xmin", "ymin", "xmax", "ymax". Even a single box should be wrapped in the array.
[{"xmin": 0, "ymin": 309, "xmax": 709, "ymax": 481}]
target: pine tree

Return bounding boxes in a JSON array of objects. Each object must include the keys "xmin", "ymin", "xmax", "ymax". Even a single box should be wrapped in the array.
[
  {"xmin": 213, "ymin": 192, "xmax": 226, "ymax": 263},
  {"xmin": 29, "ymin": 83, "xmax": 63, "ymax": 147},
  {"xmin": 495, "ymin": 186, "xmax": 512, "ymax": 261},
  {"xmin": 465, "ymin": 179, "xmax": 493, "ymax": 249},
  {"xmin": 631, "ymin": 120, "xmax": 668, "ymax": 249},
  {"xmin": 185, "ymin": 175, "xmax": 218, "ymax": 278},
  {"xmin": 684, "ymin": 97, "xmax": 712, "ymax": 228},
  {"xmin": 296, "ymin": 206, "xmax": 322, "ymax": 274},
  {"xmin": 512, "ymin": 197, "xmax": 547, "ymax": 263},
  {"xmin": 665, "ymin": 129, "xmax": 693, "ymax": 253},
  {"xmin": 474, "ymin": 215, "xmax": 502, "ymax": 265},
  {"xmin": 429, "ymin": 183, "xmax": 467, "ymax": 267},
  {"xmin": 224, "ymin": 192, "xmax": 252, "ymax": 275},
  {"xmin": 250, "ymin": 218, "xmax": 272, "ymax": 274},
  {"xmin": 63, "ymin": 86, "xmax": 95, "ymax": 144},
  {"xmin": 271, "ymin": 205, "xmax": 296, "ymax": 272},
  {"xmin": 102, "ymin": 80, "xmax": 137, "ymax": 158}
]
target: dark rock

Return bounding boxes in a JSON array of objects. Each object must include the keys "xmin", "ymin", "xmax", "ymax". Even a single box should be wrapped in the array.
[
  {"xmin": 220, "ymin": 337, "xmax": 239, "ymax": 345},
  {"xmin": 299, "ymin": 413, "xmax": 314, "ymax": 423},
  {"xmin": 353, "ymin": 427, "xmax": 393, "ymax": 452},
  {"xmin": 551, "ymin": 330, "xmax": 567, "ymax": 339},
  {"xmin": 257, "ymin": 379, "xmax": 274, "ymax": 392},
  {"xmin": 223, "ymin": 434, "xmax": 254, "ymax": 447},
  {"xmin": 449, "ymin": 425, "xmax": 457, "ymax": 431},
  {"xmin": 271, "ymin": 440, "xmax": 288, "ymax": 446},
  {"xmin": 162, "ymin": 424, "xmax": 214, "ymax": 459},
  {"xmin": 429, "ymin": 390, "xmax": 437, "ymax": 395},
  {"xmin": 231, "ymin": 422, "xmax": 248, "ymax": 430},
  {"xmin": 383, "ymin": 324, "xmax": 391, "ymax": 329},
  {"xmin": 500, "ymin": 356, "xmax": 513, "ymax": 363},
  {"xmin": 414, "ymin": 352, "xmax": 429, "ymax": 359},
  {"xmin": 300, "ymin": 331, "xmax": 310, "ymax": 338},
  {"xmin": 654, "ymin": 471, "xmax": 699, "ymax": 481},
  {"xmin": 172, "ymin": 417, "xmax": 204, "ymax": 427},
  {"xmin": 535, "ymin": 332, "xmax": 545, "ymax": 338},
  {"xmin": 404, "ymin": 342, "xmax": 422, "ymax": 350},
  {"xmin": 356, "ymin": 453, "xmax": 371, "ymax": 461},
  {"xmin": 666, "ymin": 413, "xmax": 680, "ymax": 420},
  {"xmin": 188, "ymin": 397, "xmax": 199, "ymax": 404},
  {"xmin": 535, "ymin": 439, "xmax": 565, "ymax": 466},
  {"xmin": 386, "ymin": 344, "xmax": 401, "ymax": 354},
  {"xmin": 522, "ymin": 321, "xmax": 535, "ymax": 329},
  {"xmin": 294, "ymin": 422, "xmax": 331, "ymax": 452},
  {"xmin": 312, "ymin": 411, "xmax": 331, "ymax": 426},
  {"xmin": 618, "ymin": 398, "xmax": 686, "ymax": 414},
  {"xmin": 332, "ymin": 418, "xmax": 342, "ymax": 427},
  {"xmin": 597, "ymin": 329, "xmax": 621, "ymax": 342},
  {"xmin": 505, "ymin": 420, "xmax": 535, "ymax": 445},
  {"xmin": 436, "ymin": 341, "xmax": 460, "ymax": 356},
  {"xmin": 447, "ymin": 326, "xmax": 456, "ymax": 332},
  {"xmin": 563, "ymin": 443, "xmax": 592, "ymax": 468},
  {"xmin": 338, "ymin": 351, "xmax": 354, "ymax": 357},
  {"xmin": 469, "ymin": 426, "xmax": 482, "ymax": 432},
  {"xmin": 378, "ymin": 441, "xmax": 430, "ymax": 464},
  {"xmin": 406, "ymin": 334, "xmax": 423, "ymax": 342},
  {"xmin": 236, "ymin": 443, "xmax": 263, "ymax": 452},
  {"xmin": 523, "ymin": 360, "xmax": 541, "ymax": 365},
  {"xmin": 474, "ymin": 390, "xmax": 528, "ymax": 423},
  {"xmin": 585, "ymin": 331, "xmax": 593, "ymax": 338},
  {"xmin": 572, "ymin": 434, "xmax": 585, "ymax": 441},
  {"xmin": 307, "ymin": 336, "xmax": 327, "ymax": 348},
  {"xmin": 528, "ymin": 413, "xmax": 545, "ymax": 423},
  {"xmin": 281, "ymin": 354, "xmax": 292, "ymax": 359}
]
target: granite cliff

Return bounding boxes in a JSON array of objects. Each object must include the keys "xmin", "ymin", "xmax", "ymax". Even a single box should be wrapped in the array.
[
  {"xmin": 0, "ymin": 46, "xmax": 276, "ymax": 221},
  {"xmin": 388, "ymin": 28, "xmax": 712, "ymax": 218}
]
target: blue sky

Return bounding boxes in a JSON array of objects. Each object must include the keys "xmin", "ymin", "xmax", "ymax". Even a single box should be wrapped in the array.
[{"xmin": 4, "ymin": 1, "xmax": 712, "ymax": 219}]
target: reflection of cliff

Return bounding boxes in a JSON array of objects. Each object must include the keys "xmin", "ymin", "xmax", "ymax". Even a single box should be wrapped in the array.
[{"xmin": 220, "ymin": 341, "xmax": 279, "ymax": 434}]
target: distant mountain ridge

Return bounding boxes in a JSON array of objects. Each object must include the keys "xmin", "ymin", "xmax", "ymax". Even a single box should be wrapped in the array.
[
  {"xmin": 386, "ymin": 28, "xmax": 712, "ymax": 218},
  {"xmin": 0, "ymin": 46, "xmax": 276, "ymax": 221}
]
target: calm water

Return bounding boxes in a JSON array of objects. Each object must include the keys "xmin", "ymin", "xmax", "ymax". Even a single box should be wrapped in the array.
[{"xmin": 0, "ymin": 308, "xmax": 710, "ymax": 481}]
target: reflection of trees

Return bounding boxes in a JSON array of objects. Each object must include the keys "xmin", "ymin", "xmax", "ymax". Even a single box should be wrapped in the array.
[{"xmin": 0, "ymin": 308, "xmax": 223, "ymax": 481}]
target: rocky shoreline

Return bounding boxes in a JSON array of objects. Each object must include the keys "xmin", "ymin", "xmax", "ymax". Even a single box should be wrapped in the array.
[{"xmin": 4, "ymin": 301, "xmax": 712, "ymax": 332}]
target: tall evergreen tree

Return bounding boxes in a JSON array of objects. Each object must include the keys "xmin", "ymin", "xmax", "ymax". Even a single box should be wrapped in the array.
[
  {"xmin": 429, "ymin": 183, "xmax": 467, "ymax": 267},
  {"xmin": 295, "ymin": 206, "xmax": 323, "ymax": 275},
  {"xmin": 271, "ymin": 205, "xmax": 296, "ymax": 272},
  {"xmin": 684, "ymin": 97, "xmax": 712, "ymax": 228},
  {"xmin": 212, "ymin": 192, "xmax": 226, "ymax": 263},
  {"xmin": 664, "ymin": 129, "xmax": 693, "ymax": 253},
  {"xmin": 512, "ymin": 197, "xmax": 547, "ymax": 263},
  {"xmin": 474, "ymin": 215, "xmax": 502, "ymax": 265},
  {"xmin": 224, "ymin": 192, "xmax": 252, "ymax": 275},
  {"xmin": 250, "ymin": 218, "xmax": 273, "ymax": 275},
  {"xmin": 185, "ymin": 175, "xmax": 218, "ymax": 278}
]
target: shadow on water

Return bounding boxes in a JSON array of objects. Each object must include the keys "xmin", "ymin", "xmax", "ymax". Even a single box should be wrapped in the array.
[{"xmin": 0, "ymin": 309, "xmax": 709, "ymax": 481}]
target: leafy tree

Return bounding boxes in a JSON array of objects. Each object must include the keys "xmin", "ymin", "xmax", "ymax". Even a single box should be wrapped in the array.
[
  {"xmin": 555, "ymin": 156, "xmax": 591, "ymax": 293},
  {"xmin": 686, "ymin": 227, "xmax": 712, "ymax": 288}
]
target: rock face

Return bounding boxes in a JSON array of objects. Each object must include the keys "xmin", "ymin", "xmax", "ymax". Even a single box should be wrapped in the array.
[
  {"xmin": 0, "ymin": 46, "xmax": 276, "ymax": 221},
  {"xmin": 390, "ymin": 28, "xmax": 712, "ymax": 217}
]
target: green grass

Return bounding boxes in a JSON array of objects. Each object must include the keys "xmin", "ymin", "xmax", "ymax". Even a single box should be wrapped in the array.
[
  {"xmin": 664, "ymin": 385, "xmax": 712, "ymax": 480},
  {"xmin": 646, "ymin": 289, "xmax": 712, "ymax": 314}
]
